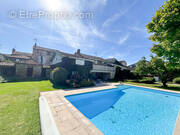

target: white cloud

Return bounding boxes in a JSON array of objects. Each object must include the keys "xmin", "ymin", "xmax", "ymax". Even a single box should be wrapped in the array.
[
  {"xmin": 107, "ymin": 52, "xmax": 129, "ymax": 60},
  {"xmin": 90, "ymin": 26, "xmax": 105, "ymax": 39},
  {"xmin": 118, "ymin": 33, "xmax": 130, "ymax": 45},
  {"xmin": 129, "ymin": 26, "xmax": 146, "ymax": 32},
  {"xmin": 41, "ymin": 0, "xmax": 107, "ymax": 49},
  {"xmin": 129, "ymin": 26, "xmax": 151, "ymax": 38},
  {"xmin": 102, "ymin": 0, "xmax": 138, "ymax": 28}
]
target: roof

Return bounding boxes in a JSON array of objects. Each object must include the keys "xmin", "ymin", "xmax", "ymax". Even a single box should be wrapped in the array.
[
  {"xmin": 13, "ymin": 51, "xmax": 32, "ymax": 57},
  {"xmin": 76, "ymin": 53, "xmax": 105, "ymax": 61},
  {"xmin": 33, "ymin": 45, "xmax": 59, "ymax": 53},
  {"xmin": 128, "ymin": 63, "xmax": 137, "ymax": 70},
  {"xmin": 106, "ymin": 58, "xmax": 117, "ymax": 63},
  {"xmin": 5, "ymin": 54, "xmax": 31, "ymax": 59},
  {"xmin": 34, "ymin": 45, "xmax": 106, "ymax": 61},
  {"xmin": 0, "ymin": 62, "xmax": 15, "ymax": 66},
  {"xmin": 16, "ymin": 59, "xmax": 40, "ymax": 65}
]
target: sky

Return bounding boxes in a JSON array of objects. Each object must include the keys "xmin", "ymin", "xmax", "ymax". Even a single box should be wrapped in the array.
[{"xmin": 0, "ymin": 0, "xmax": 166, "ymax": 65}]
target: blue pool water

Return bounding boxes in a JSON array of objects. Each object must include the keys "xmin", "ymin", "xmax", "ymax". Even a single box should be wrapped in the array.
[{"xmin": 65, "ymin": 85, "xmax": 180, "ymax": 135}]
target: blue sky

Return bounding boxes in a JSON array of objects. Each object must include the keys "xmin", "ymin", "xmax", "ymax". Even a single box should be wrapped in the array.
[{"xmin": 0, "ymin": 0, "xmax": 166, "ymax": 65}]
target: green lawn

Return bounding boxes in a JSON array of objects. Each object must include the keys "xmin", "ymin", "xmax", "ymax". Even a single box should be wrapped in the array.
[
  {"xmin": 125, "ymin": 81, "xmax": 180, "ymax": 91},
  {"xmin": 0, "ymin": 80, "xmax": 66, "ymax": 135},
  {"xmin": 0, "ymin": 80, "xmax": 179, "ymax": 135}
]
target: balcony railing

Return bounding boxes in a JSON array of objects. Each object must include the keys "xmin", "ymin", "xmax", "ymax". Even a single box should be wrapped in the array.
[{"xmin": 91, "ymin": 64, "xmax": 115, "ymax": 73}]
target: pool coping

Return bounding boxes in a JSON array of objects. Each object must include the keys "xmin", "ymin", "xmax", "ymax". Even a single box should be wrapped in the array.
[
  {"xmin": 39, "ymin": 83, "xmax": 119, "ymax": 135},
  {"xmin": 39, "ymin": 83, "xmax": 180, "ymax": 135}
]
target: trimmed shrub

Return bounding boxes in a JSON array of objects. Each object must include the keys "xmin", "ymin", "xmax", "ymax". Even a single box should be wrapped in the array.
[
  {"xmin": 51, "ymin": 67, "xmax": 68, "ymax": 85},
  {"xmin": 173, "ymin": 77, "xmax": 180, "ymax": 84},
  {"xmin": 139, "ymin": 77, "xmax": 155, "ymax": 84},
  {"xmin": 80, "ymin": 79, "xmax": 95, "ymax": 87},
  {"xmin": 0, "ymin": 76, "xmax": 7, "ymax": 83}
]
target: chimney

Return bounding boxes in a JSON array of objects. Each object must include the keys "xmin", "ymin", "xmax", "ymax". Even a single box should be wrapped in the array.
[
  {"xmin": 77, "ymin": 49, "xmax": 80, "ymax": 55},
  {"xmin": 12, "ymin": 48, "xmax": 16, "ymax": 54},
  {"xmin": 34, "ymin": 42, "xmax": 37, "ymax": 47}
]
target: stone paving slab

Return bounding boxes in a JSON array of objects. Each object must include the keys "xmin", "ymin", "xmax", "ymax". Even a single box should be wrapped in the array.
[{"xmin": 40, "ymin": 83, "xmax": 119, "ymax": 135}]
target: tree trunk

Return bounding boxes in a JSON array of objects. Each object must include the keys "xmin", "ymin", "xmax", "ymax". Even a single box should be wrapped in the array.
[{"xmin": 162, "ymin": 81, "xmax": 167, "ymax": 88}]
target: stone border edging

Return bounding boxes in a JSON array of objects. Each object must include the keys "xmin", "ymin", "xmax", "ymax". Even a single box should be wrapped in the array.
[
  {"xmin": 39, "ymin": 96, "xmax": 60, "ymax": 135},
  {"xmin": 123, "ymin": 83, "xmax": 180, "ymax": 94}
]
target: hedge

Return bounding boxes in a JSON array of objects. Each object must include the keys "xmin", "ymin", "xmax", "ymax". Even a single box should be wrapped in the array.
[{"xmin": 173, "ymin": 77, "xmax": 180, "ymax": 84}]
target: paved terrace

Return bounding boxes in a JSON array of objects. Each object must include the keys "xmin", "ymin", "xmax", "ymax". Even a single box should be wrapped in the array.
[{"xmin": 39, "ymin": 83, "xmax": 180, "ymax": 135}]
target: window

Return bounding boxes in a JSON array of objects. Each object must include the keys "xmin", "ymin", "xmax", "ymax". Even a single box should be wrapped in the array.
[
  {"xmin": 16, "ymin": 59, "xmax": 20, "ymax": 62},
  {"xmin": 75, "ymin": 59, "xmax": 85, "ymax": 65}
]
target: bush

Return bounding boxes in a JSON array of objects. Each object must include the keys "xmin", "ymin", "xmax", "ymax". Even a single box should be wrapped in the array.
[
  {"xmin": 51, "ymin": 67, "xmax": 68, "ymax": 85},
  {"xmin": 173, "ymin": 77, "xmax": 180, "ymax": 84},
  {"xmin": 0, "ymin": 76, "xmax": 7, "ymax": 83},
  {"xmin": 139, "ymin": 77, "xmax": 155, "ymax": 84},
  {"xmin": 80, "ymin": 79, "xmax": 95, "ymax": 87}
]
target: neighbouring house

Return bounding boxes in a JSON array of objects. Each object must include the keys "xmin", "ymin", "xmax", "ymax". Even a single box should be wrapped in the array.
[
  {"xmin": 0, "ymin": 44, "xmax": 129, "ymax": 81},
  {"xmin": 0, "ymin": 49, "xmax": 42, "ymax": 78},
  {"xmin": 128, "ymin": 63, "xmax": 137, "ymax": 72}
]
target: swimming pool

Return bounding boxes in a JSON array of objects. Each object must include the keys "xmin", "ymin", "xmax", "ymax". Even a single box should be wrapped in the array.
[{"xmin": 65, "ymin": 85, "xmax": 180, "ymax": 135}]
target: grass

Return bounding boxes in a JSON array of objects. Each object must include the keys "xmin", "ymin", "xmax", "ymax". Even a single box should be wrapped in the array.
[
  {"xmin": 125, "ymin": 81, "xmax": 180, "ymax": 91},
  {"xmin": 0, "ymin": 80, "xmax": 67, "ymax": 135},
  {"xmin": 0, "ymin": 80, "xmax": 179, "ymax": 135}
]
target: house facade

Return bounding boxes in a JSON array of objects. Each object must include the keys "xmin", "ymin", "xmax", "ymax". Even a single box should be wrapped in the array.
[
  {"xmin": 0, "ymin": 44, "xmax": 129, "ymax": 80},
  {"xmin": 0, "ymin": 49, "xmax": 42, "ymax": 78},
  {"xmin": 32, "ymin": 45, "xmax": 116, "ymax": 80}
]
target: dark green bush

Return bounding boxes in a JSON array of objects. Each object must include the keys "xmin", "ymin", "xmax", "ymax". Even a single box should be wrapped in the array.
[
  {"xmin": 51, "ymin": 67, "xmax": 68, "ymax": 85},
  {"xmin": 139, "ymin": 77, "xmax": 155, "ymax": 84},
  {"xmin": 80, "ymin": 79, "xmax": 95, "ymax": 87},
  {"xmin": 173, "ymin": 77, "xmax": 180, "ymax": 84}
]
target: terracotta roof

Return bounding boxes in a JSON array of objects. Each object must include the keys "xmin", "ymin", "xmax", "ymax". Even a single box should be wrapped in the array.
[
  {"xmin": 16, "ymin": 59, "xmax": 40, "ymax": 65},
  {"xmin": 76, "ymin": 53, "xmax": 105, "ymax": 61},
  {"xmin": 13, "ymin": 51, "xmax": 32, "ymax": 57},
  {"xmin": 34, "ymin": 45, "xmax": 106, "ymax": 62},
  {"xmin": 6, "ymin": 55, "xmax": 31, "ymax": 59},
  {"xmin": 0, "ymin": 62, "xmax": 15, "ymax": 66},
  {"xmin": 33, "ymin": 45, "xmax": 59, "ymax": 52}
]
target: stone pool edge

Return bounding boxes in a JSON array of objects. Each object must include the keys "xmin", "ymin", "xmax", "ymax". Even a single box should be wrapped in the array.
[{"xmin": 39, "ymin": 83, "xmax": 119, "ymax": 135}]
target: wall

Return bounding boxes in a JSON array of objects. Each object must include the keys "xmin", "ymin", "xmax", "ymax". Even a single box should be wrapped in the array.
[
  {"xmin": 33, "ymin": 48, "xmax": 55, "ymax": 65},
  {"xmin": 51, "ymin": 53, "xmax": 62, "ymax": 65},
  {"xmin": 15, "ymin": 64, "xmax": 28, "ymax": 77},
  {"xmin": 16, "ymin": 64, "xmax": 42, "ymax": 78},
  {"xmin": 33, "ymin": 65, "xmax": 42, "ymax": 78}
]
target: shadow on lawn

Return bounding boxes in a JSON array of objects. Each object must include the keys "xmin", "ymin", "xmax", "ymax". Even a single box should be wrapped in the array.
[
  {"xmin": 0, "ymin": 75, "xmax": 49, "ymax": 83},
  {"xmin": 157, "ymin": 85, "xmax": 180, "ymax": 91},
  {"xmin": 52, "ymin": 84, "xmax": 70, "ymax": 89}
]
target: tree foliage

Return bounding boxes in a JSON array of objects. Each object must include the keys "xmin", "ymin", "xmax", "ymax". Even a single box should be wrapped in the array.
[
  {"xmin": 149, "ymin": 56, "xmax": 174, "ymax": 87},
  {"xmin": 134, "ymin": 57, "xmax": 151, "ymax": 77},
  {"xmin": 146, "ymin": 0, "xmax": 180, "ymax": 68},
  {"xmin": 135, "ymin": 56, "xmax": 179, "ymax": 87}
]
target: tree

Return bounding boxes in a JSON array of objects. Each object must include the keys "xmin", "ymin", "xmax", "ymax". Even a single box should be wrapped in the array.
[
  {"xmin": 135, "ymin": 56, "xmax": 177, "ymax": 87},
  {"xmin": 134, "ymin": 57, "xmax": 151, "ymax": 77},
  {"xmin": 150, "ymin": 56, "xmax": 174, "ymax": 87},
  {"xmin": 146, "ymin": 0, "xmax": 180, "ymax": 68}
]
